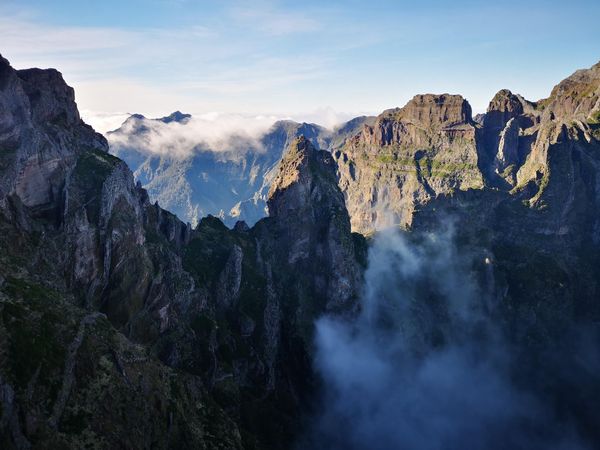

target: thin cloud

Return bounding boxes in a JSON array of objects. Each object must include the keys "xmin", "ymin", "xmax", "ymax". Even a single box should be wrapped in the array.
[
  {"xmin": 3, "ymin": 1, "xmax": 588, "ymax": 124},
  {"xmin": 0, "ymin": 7, "xmax": 339, "ymax": 114},
  {"xmin": 0, "ymin": 18, "xmax": 133, "ymax": 56},
  {"xmin": 173, "ymin": 55, "xmax": 331, "ymax": 95},
  {"xmin": 229, "ymin": 4, "xmax": 321, "ymax": 36},
  {"xmin": 292, "ymin": 107, "xmax": 368, "ymax": 130}
]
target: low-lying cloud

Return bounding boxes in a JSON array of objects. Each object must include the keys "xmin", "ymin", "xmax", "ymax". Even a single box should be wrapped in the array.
[
  {"xmin": 106, "ymin": 112, "xmax": 282, "ymax": 159},
  {"xmin": 299, "ymin": 228, "xmax": 591, "ymax": 450},
  {"xmin": 100, "ymin": 108, "xmax": 366, "ymax": 160},
  {"xmin": 81, "ymin": 110, "xmax": 131, "ymax": 134}
]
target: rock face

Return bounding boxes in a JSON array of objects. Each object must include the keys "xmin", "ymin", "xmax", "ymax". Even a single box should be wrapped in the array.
[
  {"xmin": 480, "ymin": 89, "xmax": 537, "ymax": 183},
  {"xmin": 334, "ymin": 94, "xmax": 483, "ymax": 233},
  {"xmin": 0, "ymin": 57, "xmax": 106, "ymax": 214},
  {"xmin": 474, "ymin": 61, "xmax": 600, "ymax": 235},
  {"xmin": 0, "ymin": 54, "xmax": 243, "ymax": 449},
  {"xmin": 0, "ymin": 54, "xmax": 363, "ymax": 449},
  {"xmin": 266, "ymin": 137, "xmax": 360, "ymax": 311},
  {"xmin": 406, "ymin": 62, "xmax": 600, "ymax": 447},
  {"xmin": 540, "ymin": 61, "xmax": 600, "ymax": 120},
  {"xmin": 334, "ymin": 62, "xmax": 600, "ymax": 235}
]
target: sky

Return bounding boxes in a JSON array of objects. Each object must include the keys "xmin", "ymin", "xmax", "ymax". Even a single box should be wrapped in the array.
[{"xmin": 1, "ymin": 0, "xmax": 600, "ymax": 132}]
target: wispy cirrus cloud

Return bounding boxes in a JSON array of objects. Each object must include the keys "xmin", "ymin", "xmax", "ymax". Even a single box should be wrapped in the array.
[
  {"xmin": 0, "ymin": 4, "xmax": 375, "ymax": 135},
  {"xmin": 4, "ymin": 0, "xmax": 592, "ymax": 129},
  {"xmin": 228, "ymin": 4, "xmax": 321, "ymax": 36},
  {"xmin": 0, "ymin": 1, "xmax": 391, "ymax": 123},
  {"xmin": 0, "ymin": 4, "xmax": 342, "ymax": 114}
]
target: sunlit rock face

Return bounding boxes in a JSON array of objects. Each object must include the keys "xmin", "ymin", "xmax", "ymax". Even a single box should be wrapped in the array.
[
  {"xmin": 334, "ymin": 94, "xmax": 484, "ymax": 233},
  {"xmin": 333, "ymin": 62, "xmax": 600, "ymax": 236}
]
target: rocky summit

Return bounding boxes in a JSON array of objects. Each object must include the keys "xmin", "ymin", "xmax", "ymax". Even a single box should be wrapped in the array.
[
  {"xmin": 334, "ymin": 61, "xmax": 600, "ymax": 234},
  {"xmin": 334, "ymin": 93, "xmax": 484, "ymax": 232},
  {"xmin": 1, "ymin": 51, "xmax": 600, "ymax": 450}
]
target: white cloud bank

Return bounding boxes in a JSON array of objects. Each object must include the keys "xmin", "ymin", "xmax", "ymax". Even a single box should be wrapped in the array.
[
  {"xmin": 81, "ymin": 110, "xmax": 132, "ymax": 134},
  {"xmin": 106, "ymin": 112, "xmax": 283, "ymax": 159},
  {"xmin": 87, "ymin": 107, "xmax": 368, "ymax": 158}
]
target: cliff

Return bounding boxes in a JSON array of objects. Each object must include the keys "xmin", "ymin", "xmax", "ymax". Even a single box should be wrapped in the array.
[
  {"xmin": 0, "ymin": 55, "xmax": 362, "ymax": 449},
  {"xmin": 333, "ymin": 61, "xmax": 600, "ymax": 235}
]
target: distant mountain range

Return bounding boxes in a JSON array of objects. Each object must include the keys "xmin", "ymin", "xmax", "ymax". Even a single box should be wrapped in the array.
[
  {"xmin": 108, "ymin": 59, "xmax": 600, "ymax": 238},
  {"xmin": 108, "ymin": 112, "xmax": 373, "ymax": 226}
]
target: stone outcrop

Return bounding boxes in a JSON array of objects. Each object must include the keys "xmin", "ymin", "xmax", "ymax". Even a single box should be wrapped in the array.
[
  {"xmin": 540, "ymin": 61, "xmax": 600, "ymax": 120},
  {"xmin": 479, "ymin": 89, "xmax": 538, "ymax": 184},
  {"xmin": 334, "ymin": 93, "xmax": 483, "ymax": 233},
  {"xmin": 473, "ymin": 62, "xmax": 600, "ymax": 241},
  {"xmin": 267, "ymin": 136, "xmax": 360, "ymax": 311}
]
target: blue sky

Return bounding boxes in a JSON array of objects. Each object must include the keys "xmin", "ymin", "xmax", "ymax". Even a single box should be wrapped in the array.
[{"xmin": 1, "ymin": 0, "xmax": 599, "ymax": 131}]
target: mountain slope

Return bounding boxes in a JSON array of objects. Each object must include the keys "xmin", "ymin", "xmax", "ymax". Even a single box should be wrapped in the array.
[
  {"xmin": 0, "ymin": 54, "xmax": 242, "ymax": 449},
  {"xmin": 334, "ymin": 94, "xmax": 484, "ymax": 232},
  {"xmin": 0, "ymin": 55, "xmax": 363, "ymax": 449}
]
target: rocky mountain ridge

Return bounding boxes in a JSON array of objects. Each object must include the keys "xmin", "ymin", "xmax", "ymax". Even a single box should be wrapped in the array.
[
  {"xmin": 106, "ymin": 62, "xmax": 600, "ymax": 237},
  {"xmin": 109, "ymin": 116, "xmax": 319, "ymax": 227},
  {"xmin": 108, "ymin": 113, "xmax": 374, "ymax": 228},
  {"xmin": 334, "ymin": 60, "xmax": 600, "ymax": 233},
  {"xmin": 334, "ymin": 93, "xmax": 484, "ymax": 232},
  {"xmin": 0, "ymin": 54, "xmax": 363, "ymax": 449}
]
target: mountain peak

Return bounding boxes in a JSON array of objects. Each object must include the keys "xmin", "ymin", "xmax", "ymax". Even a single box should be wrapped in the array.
[
  {"xmin": 267, "ymin": 136, "xmax": 338, "ymax": 217},
  {"xmin": 16, "ymin": 66, "xmax": 82, "ymax": 126},
  {"xmin": 267, "ymin": 136, "xmax": 315, "ymax": 200},
  {"xmin": 159, "ymin": 111, "xmax": 191, "ymax": 123},
  {"xmin": 265, "ymin": 134, "xmax": 359, "ymax": 311},
  {"xmin": 488, "ymin": 89, "xmax": 525, "ymax": 116},
  {"xmin": 387, "ymin": 93, "xmax": 473, "ymax": 128},
  {"xmin": 542, "ymin": 60, "xmax": 600, "ymax": 120},
  {"xmin": 285, "ymin": 134, "xmax": 313, "ymax": 156}
]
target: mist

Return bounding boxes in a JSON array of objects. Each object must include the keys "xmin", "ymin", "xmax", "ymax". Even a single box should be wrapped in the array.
[
  {"xmin": 106, "ymin": 112, "xmax": 283, "ymax": 159},
  {"xmin": 93, "ymin": 107, "xmax": 365, "ymax": 159},
  {"xmin": 80, "ymin": 110, "xmax": 131, "ymax": 134},
  {"xmin": 299, "ymin": 227, "xmax": 590, "ymax": 450}
]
